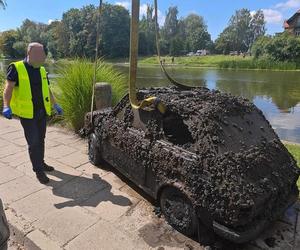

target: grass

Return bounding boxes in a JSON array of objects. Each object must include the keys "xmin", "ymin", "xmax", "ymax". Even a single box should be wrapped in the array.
[
  {"xmin": 139, "ymin": 55, "xmax": 300, "ymax": 71},
  {"xmin": 139, "ymin": 55, "xmax": 252, "ymax": 68},
  {"xmin": 55, "ymin": 59, "xmax": 127, "ymax": 132},
  {"xmin": 285, "ymin": 143, "xmax": 300, "ymax": 191}
]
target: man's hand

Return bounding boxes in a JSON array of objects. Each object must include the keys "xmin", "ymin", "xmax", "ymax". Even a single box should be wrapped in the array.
[
  {"xmin": 54, "ymin": 103, "xmax": 63, "ymax": 115},
  {"xmin": 2, "ymin": 107, "xmax": 12, "ymax": 119}
]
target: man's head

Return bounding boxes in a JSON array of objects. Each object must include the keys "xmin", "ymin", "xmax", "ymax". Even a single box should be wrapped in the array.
[{"xmin": 26, "ymin": 42, "xmax": 46, "ymax": 68}]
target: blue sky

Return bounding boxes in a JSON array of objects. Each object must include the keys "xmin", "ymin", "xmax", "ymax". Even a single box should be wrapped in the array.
[{"xmin": 0, "ymin": 0, "xmax": 300, "ymax": 40}]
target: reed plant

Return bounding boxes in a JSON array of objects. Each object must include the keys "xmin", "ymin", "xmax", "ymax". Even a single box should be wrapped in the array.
[
  {"xmin": 55, "ymin": 59, "xmax": 127, "ymax": 132},
  {"xmin": 218, "ymin": 59, "xmax": 299, "ymax": 70}
]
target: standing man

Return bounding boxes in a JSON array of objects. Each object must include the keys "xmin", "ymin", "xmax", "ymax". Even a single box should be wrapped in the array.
[{"xmin": 2, "ymin": 42, "xmax": 63, "ymax": 184}]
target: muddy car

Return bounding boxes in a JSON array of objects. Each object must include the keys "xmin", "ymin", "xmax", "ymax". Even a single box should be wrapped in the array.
[
  {"xmin": 85, "ymin": 87, "xmax": 299, "ymax": 243},
  {"xmin": 0, "ymin": 198, "xmax": 9, "ymax": 250}
]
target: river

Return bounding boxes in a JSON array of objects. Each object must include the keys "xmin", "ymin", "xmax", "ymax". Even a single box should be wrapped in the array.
[{"xmin": 1, "ymin": 59, "xmax": 300, "ymax": 144}]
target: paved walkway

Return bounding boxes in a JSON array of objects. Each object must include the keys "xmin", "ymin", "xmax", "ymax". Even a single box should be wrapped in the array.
[{"xmin": 0, "ymin": 117, "xmax": 299, "ymax": 250}]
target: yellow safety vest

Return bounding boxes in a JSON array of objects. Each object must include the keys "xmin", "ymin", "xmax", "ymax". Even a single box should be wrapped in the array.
[{"xmin": 10, "ymin": 61, "xmax": 51, "ymax": 119}]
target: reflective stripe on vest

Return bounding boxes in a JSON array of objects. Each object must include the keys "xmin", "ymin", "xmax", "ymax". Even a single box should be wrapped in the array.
[{"xmin": 10, "ymin": 61, "xmax": 51, "ymax": 119}]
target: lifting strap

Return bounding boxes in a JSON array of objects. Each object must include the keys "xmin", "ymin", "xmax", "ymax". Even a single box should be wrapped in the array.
[
  {"xmin": 154, "ymin": 0, "xmax": 194, "ymax": 90},
  {"xmin": 129, "ymin": 0, "xmax": 166, "ymax": 114},
  {"xmin": 91, "ymin": 0, "xmax": 103, "ymax": 124}
]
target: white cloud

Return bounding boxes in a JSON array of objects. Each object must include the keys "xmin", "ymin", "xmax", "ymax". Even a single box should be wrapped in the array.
[
  {"xmin": 250, "ymin": 10, "xmax": 256, "ymax": 17},
  {"xmin": 140, "ymin": 3, "xmax": 148, "ymax": 16},
  {"xmin": 275, "ymin": 0, "xmax": 300, "ymax": 10},
  {"xmin": 115, "ymin": 1, "xmax": 130, "ymax": 10},
  {"xmin": 157, "ymin": 10, "xmax": 166, "ymax": 26},
  {"xmin": 48, "ymin": 19, "xmax": 54, "ymax": 24},
  {"xmin": 262, "ymin": 9, "xmax": 283, "ymax": 24}
]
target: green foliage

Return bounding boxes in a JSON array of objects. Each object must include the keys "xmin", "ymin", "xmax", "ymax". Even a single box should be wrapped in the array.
[
  {"xmin": 0, "ymin": 30, "xmax": 19, "ymax": 58},
  {"xmin": 252, "ymin": 33, "xmax": 300, "ymax": 62},
  {"xmin": 218, "ymin": 58, "xmax": 298, "ymax": 70},
  {"xmin": 215, "ymin": 9, "xmax": 265, "ymax": 54},
  {"xmin": 285, "ymin": 144, "xmax": 300, "ymax": 191},
  {"xmin": 56, "ymin": 59, "xmax": 127, "ymax": 132}
]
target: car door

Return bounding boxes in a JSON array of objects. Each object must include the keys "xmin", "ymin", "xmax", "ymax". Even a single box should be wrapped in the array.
[{"xmin": 101, "ymin": 97, "xmax": 149, "ymax": 188}]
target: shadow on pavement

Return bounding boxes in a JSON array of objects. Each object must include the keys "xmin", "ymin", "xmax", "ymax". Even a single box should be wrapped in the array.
[{"xmin": 46, "ymin": 170, "xmax": 132, "ymax": 209}]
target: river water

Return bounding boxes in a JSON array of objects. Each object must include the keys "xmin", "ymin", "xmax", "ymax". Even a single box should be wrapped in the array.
[{"xmin": 1, "ymin": 59, "xmax": 300, "ymax": 143}]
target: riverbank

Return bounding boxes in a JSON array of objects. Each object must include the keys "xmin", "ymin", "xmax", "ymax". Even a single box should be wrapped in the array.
[{"xmin": 139, "ymin": 55, "xmax": 300, "ymax": 71}]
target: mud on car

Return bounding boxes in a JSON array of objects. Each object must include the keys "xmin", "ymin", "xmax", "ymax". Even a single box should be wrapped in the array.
[
  {"xmin": 0, "ymin": 198, "xmax": 9, "ymax": 250},
  {"xmin": 84, "ymin": 87, "xmax": 300, "ymax": 243}
]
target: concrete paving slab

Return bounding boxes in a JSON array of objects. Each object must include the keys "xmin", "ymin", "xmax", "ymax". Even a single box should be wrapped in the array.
[
  {"xmin": 0, "ymin": 130, "xmax": 24, "ymax": 141},
  {"xmin": 65, "ymin": 219, "xmax": 149, "ymax": 250},
  {"xmin": 34, "ymin": 207, "xmax": 99, "ymax": 247},
  {"xmin": 0, "ymin": 143, "xmax": 23, "ymax": 158},
  {"xmin": 46, "ymin": 145, "xmax": 77, "ymax": 159},
  {"xmin": 102, "ymin": 172, "xmax": 128, "ymax": 190},
  {"xmin": 45, "ymin": 173, "xmax": 108, "ymax": 209},
  {"xmin": 10, "ymin": 189, "xmax": 69, "ymax": 223},
  {"xmin": 0, "ymin": 166, "xmax": 24, "ymax": 184},
  {"xmin": 0, "ymin": 175, "xmax": 45, "ymax": 204},
  {"xmin": 25, "ymin": 229, "xmax": 62, "ymax": 250},
  {"xmin": 0, "ymin": 125, "xmax": 20, "ymax": 135},
  {"xmin": 11, "ymin": 137, "xmax": 27, "ymax": 147},
  {"xmin": 82, "ymin": 187, "xmax": 139, "ymax": 222},
  {"xmin": 0, "ymin": 150, "xmax": 29, "ymax": 168},
  {"xmin": 15, "ymin": 162, "xmax": 36, "ymax": 178},
  {"xmin": 76, "ymin": 162, "xmax": 110, "ymax": 176},
  {"xmin": 56, "ymin": 151, "xmax": 89, "ymax": 168}
]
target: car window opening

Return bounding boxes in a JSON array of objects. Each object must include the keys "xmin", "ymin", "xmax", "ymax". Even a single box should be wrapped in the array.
[{"xmin": 163, "ymin": 111, "xmax": 194, "ymax": 145}]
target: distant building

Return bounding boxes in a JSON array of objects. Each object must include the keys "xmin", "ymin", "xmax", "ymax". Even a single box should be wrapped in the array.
[{"xmin": 284, "ymin": 10, "xmax": 300, "ymax": 36}]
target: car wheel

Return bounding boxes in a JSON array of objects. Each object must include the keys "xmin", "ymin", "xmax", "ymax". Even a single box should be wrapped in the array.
[
  {"xmin": 160, "ymin": 186, "xmax": 198, "ymax": 237},
  {"xmin": 88, "ymin": 133, "xmax": 102, "ymax": 166}
]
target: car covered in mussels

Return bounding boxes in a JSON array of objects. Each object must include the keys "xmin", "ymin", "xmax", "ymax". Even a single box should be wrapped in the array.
[{"xmin": 84, "ymin": 86, "xmax": 299, "ymax": 243}]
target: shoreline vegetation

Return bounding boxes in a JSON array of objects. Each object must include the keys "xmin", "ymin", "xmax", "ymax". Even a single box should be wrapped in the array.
[{"xmin": 138, "ymin": 55, "xmax": 300, "ymax": 71}]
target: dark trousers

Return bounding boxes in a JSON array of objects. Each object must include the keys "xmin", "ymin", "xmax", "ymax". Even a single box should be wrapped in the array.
[{"xmin": 20, "ymin": 109, "xmax": 47, "ymax": 173}]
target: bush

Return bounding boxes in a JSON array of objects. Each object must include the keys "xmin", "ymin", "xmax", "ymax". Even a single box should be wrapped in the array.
[
  {"xmin": 251, "ymin": 33, "xmax": 300, "ymax": 63},
  {"xmin": 56, "ymin": 59, "xmax": 127, "ymax": 132}
]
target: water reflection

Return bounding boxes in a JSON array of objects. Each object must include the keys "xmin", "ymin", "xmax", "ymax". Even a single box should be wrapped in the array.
[{"xmin": 126, "ymin": 66, "xmax": 300, "ymax": 143}]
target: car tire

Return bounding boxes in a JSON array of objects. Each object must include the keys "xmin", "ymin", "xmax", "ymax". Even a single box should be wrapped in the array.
[
  {"xmin": 160, "ymin": 186, "xmax": 198, "ymax": 237},
  {"xmin": 88, "ymin": 133, "xmax": 102, "ymax": 166}
]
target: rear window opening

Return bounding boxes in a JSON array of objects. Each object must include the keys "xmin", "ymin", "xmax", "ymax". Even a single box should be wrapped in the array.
[{"xmin": 163, "ymin": 111, "xmax": 194, "ymax": 145}]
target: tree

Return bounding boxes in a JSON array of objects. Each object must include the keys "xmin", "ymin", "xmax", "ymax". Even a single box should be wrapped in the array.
[
  {"xmin": 215, "ymin": 9, "xmax": 265, "ymax": 54},
  {"xmin": 139, "ymin": 4, "xmax": 156, "ymax": 55},
  {"xmin": 0, "ymin": 30, "xmax": 19, "ymax": 58},
  {"xmin": 183, "ymin": 14, "xmax": 212, "ymax": 51}
]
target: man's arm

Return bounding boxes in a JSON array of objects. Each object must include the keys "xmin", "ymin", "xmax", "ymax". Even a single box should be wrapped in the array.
[{"xmin": 3, "ymin": 80, "xmax": 15, "ymax": 108}]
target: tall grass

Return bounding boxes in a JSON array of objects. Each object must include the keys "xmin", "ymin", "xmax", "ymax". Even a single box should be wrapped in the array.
[
  {"xmin": 285, "ymin": 143, "xmax": 300, "ymax": 193},
  {"xmin": 0, "ymin": 71, "xmax": 5, "ymax": 110},
  {"xmin": 55, "ymin": 59, "xmax": 127, "ymax": 132},
  {"xmin": 218, "ymin": 59, "xmax": 299, "ymax": 70}
]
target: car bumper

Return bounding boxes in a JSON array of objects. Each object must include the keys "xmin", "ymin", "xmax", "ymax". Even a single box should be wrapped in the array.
[{"xmin": 212, "ymin": 191, "xmax": 298, "ymax": 244}]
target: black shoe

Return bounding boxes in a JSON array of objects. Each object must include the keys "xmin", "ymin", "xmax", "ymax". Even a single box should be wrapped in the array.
[
  {"xmin": 44, "ymin": 163, "xmax": 54, "ymax": 172},
  {"xmin": 36, "ymin": 171, "xmax": 50, "ymax": 184}
]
